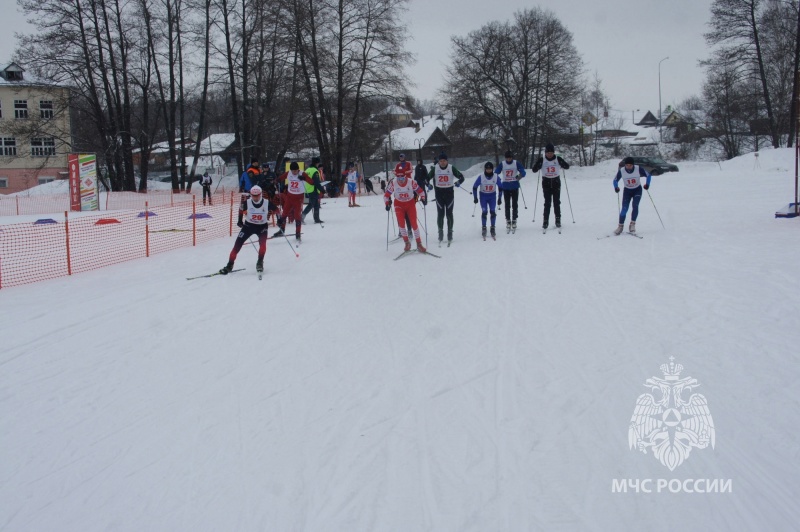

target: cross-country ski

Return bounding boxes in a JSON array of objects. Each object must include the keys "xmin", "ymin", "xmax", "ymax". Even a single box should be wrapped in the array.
[{"xmin": 187, "ymin": 268, "xmax": 245, "ymax": 280}]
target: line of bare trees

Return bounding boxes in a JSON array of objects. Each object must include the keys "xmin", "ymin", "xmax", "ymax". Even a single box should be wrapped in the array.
[
  {"xmin": 700, "ymin": 0, "xmax": 799, "ymax": 158},
  {"xmin": 16, "ymin": 0, "xmax": 411, "ymax": 191}
]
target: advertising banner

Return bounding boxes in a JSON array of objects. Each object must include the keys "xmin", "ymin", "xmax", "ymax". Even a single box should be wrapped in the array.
[{"xmin": 68, "ymin": 153, "xmax": 98, "ymax": 211}]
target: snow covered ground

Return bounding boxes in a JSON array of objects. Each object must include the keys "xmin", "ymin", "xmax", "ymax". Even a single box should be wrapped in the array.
[{"xmin": 2, "ymin": 149, "xmax": 799, "ymax": 531}]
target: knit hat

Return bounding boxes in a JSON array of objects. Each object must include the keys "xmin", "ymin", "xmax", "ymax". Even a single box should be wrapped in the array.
[
  {"xmin": 504, "ymin": 150, "xmax": 513, "ymax": 159},
  {"xmin": 438, "ymin": 152, "xmax": 448, "ymax": 160},
  {"xmin": 545, "ymin": 143, "xmax": 555, "ymax": 153},
  {"xmin": 484, "ymin": 161, "xmax": 494, "ymax": 170},
  {"xmin": 623, "ymin": 156, "xmax": 634, "ymax": 166}
]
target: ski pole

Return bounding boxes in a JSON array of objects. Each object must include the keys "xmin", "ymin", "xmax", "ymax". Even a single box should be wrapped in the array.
[
  {"xmin": 616, "ymin": 188, "xmax": 621, "ymax": 214},
  {"xmin": 532, "ymin": 172, "xmax": 540, "ymax": 222},
  {"xmin": 423, "ymin": 200, "xmax": 428, "ymax": 248},
  {"xmin": 386, "ymin": 205, "xmax": 390, "ymax": 251},
  {"xmin": 417, "ymin": 203, "xmax": 428, "ymax": 235},
  {"xmin": 519, "ymin": 184, "xmax": 528, "ymax": 209},
  {"xmin": 562, "ymin": 170, "xmax": 575, "ymax": 223},
  {"xmin": 472, "ymin": 200, "xmax": 477, "ymax": 217},
  {"xmin": 280, "ymin": 232, "xmax": 300, "ymax": 258},
  {"xmin": 646, "ymin": 189, "xmax": 666, "ymax": 229}
]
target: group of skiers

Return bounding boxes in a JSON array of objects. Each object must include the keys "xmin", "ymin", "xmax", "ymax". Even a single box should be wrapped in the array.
[{"xmin": 217, "ymin": 145, "xmax": 655, "ymax": 275}]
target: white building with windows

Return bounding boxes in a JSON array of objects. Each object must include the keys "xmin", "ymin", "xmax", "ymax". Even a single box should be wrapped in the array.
[{"xmin": 0, "ymin": 62, "xmax": 72, "ymax": 194}]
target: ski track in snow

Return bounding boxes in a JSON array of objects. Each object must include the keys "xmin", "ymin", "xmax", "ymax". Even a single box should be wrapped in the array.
[{"xmin": 1, "ymin": 149, "xmax": 799, "ymax": 531}]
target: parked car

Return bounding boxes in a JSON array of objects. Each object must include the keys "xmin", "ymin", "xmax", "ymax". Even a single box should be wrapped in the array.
[{"xmin": 619, "ymin": 156, "xmax": 679, "ymax": 175}]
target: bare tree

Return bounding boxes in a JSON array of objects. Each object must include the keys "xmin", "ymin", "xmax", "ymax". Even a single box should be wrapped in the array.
[
  {"xmin": 706, "ymin": 0, "xmax": 782, "ymax": 147},
  {"xmin": 442, "ymin": 8, "xmax": 583, "ymax": 167}
]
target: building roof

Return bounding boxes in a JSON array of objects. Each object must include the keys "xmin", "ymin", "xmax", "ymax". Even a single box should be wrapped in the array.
[
  {"xmin": 386, "ymin": 116, "xmax": 449, "ymax": 151},
  {"xmin": 0, "ymin": 62, "xmax": 65, "ymax": 88},
  {"xmin": 197, "ymin": 133, "xmax": 237, "ymax": 154}
]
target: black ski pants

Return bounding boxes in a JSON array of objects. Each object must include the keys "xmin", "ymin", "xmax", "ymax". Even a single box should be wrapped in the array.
[
  {"xmin": 435, "ymin": 187, "xmax": 455, "ymax": 237},
  {"xmin": 542, "ymin": 176, "xmax": 562, "ymax": 222},
  {"xmin": 302, "ymin": 193, "xmax": 321, "ymax": 222},
  {"xmin": 502, "ymin": 188, "xmax": 519, "ymax": 221}
]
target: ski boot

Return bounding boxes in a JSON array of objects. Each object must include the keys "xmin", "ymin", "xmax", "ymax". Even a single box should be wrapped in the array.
[
  {"xmin": 416, "ymin": 239, "xmax": 426, "ymax": 253},
  {"xmin": 219, "ymin": 261, "xmax": 234, "ymax": 275},
  {"xmin": 481, "ymin": 227, "xmax": 487, "ymax": 239},
  {"xmin": 490, "ymin": 226, "xmax": 496, "ymax": 238},
  {"xmin": 511, "ymin": 220, "xmax": 517, "ymax": 233},
  {"xmin": 542, "ymin": 221, "xmax": 549, "ymax": 230},
  {"xmin": 256, "ymin": 258, "xmax": 264, "ymax": 273},
  {"xmin": 614, "ymin": 223, "xmax": 624, "ymax": 235},
  {"xmin": 273, "ymin": 227, "xmax": 285, "ymax": 237},
  {"xmin": 556, "ymin": 218, "xmax": 562, "ymax": 228},
  {"xmin": 438, "ymin": 229, "xmax": 444, "ymax": 243},
  {"xmin": 506, "ymin": 220, "xmax": 512, "ymax": 233},
  {"xmin": 629, "ymin": 221, "xmax": 636, "ymax": 233},
  {"xmin": 404, "ymin": 239, "xmax": 411, "ymax": 252},
  {"xmin": 447, "ymin": 230, "xmax": 453, "ymax": 245},
  {"xmin": 301, "ymin": 213, "xmax": 307, "ymax": 225}
]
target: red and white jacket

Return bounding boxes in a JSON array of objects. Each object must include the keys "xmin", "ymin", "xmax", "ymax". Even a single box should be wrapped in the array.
[{"xmin": 384, "ymin": 176, "xmax": 425, "ymax": 204}]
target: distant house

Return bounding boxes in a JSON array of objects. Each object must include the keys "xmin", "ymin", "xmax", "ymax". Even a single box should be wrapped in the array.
[
  {"xmin": 636, "ymin": 111, "xmax": 660, "ymax": 127},
  {"xmin": 197, "ymin": 133, "xmax": 240, "ymax": 165},
  {"xmin": 663, "ymin": 110, "xmax": 713, "ymax": 140},
  {"xmin": 0, "ymin": 62, "xmax": 73, "ymax": 193},
  {"xmin": 132, "ymin": 138, "xmax": 196, "ymax": 168},
  {"xmin": 382, "ymin": 115, "xmax": 452, "ymax": 161},
  {"xmin": 373, "ymin": 104, "xmax": 414, "ymax": 128}
]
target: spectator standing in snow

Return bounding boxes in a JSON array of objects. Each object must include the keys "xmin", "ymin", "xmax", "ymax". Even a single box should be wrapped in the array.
[
  {"xmin": 199, "ymin": 170, "xmax": 213, "ymax": 205},
  {"xmin": 302, "ymin": 157, "xmax": 325, "ymax": 224},
  {"xmin": 346, "ymin": 162, "xmax": 360, "ymax": 207},
  {"xmin": 531, "ymin": 143, "xmax": 570, "ymax": 230},
  {"xmin": 414, "ymin": 159, "xmax": 430, "ymax": 192}
]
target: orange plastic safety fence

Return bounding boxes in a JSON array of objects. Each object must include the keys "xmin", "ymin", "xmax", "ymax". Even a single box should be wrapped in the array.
[{"xmin": 0, "ymin": 192, "xmax": 237, "ymax": 288}]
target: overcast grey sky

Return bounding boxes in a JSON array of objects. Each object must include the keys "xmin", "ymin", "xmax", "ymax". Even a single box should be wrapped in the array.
[
  {"xmin": 2, "ymin": 0, "xmax": 714, "ymax": 120},
  {"xmin": 403, "ymin": 0, "xmax": 715, "ymax": 119}
]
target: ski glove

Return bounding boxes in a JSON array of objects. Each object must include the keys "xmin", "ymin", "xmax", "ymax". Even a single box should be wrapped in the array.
[
  {"xmin": 427, "ymin": 184, "xmax": 433, "ymax": 191},
  {"xmin": 615, "ymin": 187, "xmax": 620, "ymax": 193},
  {"xmin": 643, "ymin": 184, "xmax": 649, "ymax": 190},
  {"xmin": 498, "ymin": 199, "xmax": 502, "ymax": 206},
  {"xmin": 385, "ymin": 202, "xmax": 392, "ymax": 212},
  {"xmin": 421, "ymin": 198, "xmax": 427, "ymax": 206},
  {"xmin": 237, "ymin": 220, "xmax": 244, "ymax": 228}
]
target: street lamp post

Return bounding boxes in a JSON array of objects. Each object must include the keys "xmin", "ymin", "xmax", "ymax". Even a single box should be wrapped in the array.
[
  {"xmin": 414, "ymin": 138, "xmax": 425, "ymax": 162},
  {"xmin": 658, "ymin": 56, "xmax": 669, "ymax": 141}
]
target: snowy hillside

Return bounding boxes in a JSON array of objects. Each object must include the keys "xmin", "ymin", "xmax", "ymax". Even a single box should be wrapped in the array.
[{"xmin": 1, "ymin": 149, "xmax": 798, "ymax": 531}]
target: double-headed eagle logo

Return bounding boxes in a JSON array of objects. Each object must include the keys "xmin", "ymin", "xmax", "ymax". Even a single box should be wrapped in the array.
[{"xmin": 629, "ymin": 357, "xmax": 715, "ymax": 471}]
